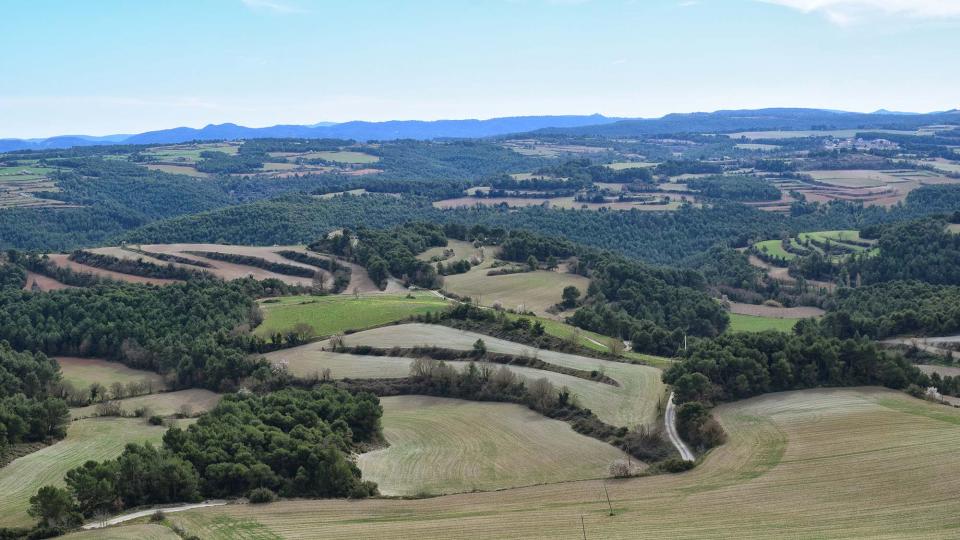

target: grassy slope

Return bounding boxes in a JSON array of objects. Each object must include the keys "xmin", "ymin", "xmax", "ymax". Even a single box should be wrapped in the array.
[
  {"xmin": 57, "ymin": 357, "xmax": 166, "ymax": 391},
  {"xmin": 726, "ymin": 313, "xmax": 799, "ymax": 333},
  {"xmin": 442, "ymin": 270, "xmax": 590, "ymax": 317},
  {"xmin": 752, "ymin": 239, "xmax": 795, "ymax": 260},
  {"xmin": 61, "ymin": 524, "xmax": 180, "ymax": 540},
  {"xmin": 357, "ymin": 396, "xmax": 631, "ymax": 496},
  {"xmin": 173, "ymin": 388, "xmax": 960, "ymax": 539},
  {"xmin": 337, "ymin": 323, "xmax": 665, "ymax": 427},
  {"xmin": 0, "ymin": 418, "xmax": 174, "ymax": 528},
  {"xmin": 253, "ymin": 293, "xmax": 449, "ymax": 339}
]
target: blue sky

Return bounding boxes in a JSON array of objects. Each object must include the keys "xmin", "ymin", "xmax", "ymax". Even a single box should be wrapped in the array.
[{"xmin": 1, "ymin": 0, "xmax": 958, "ymax": 138}]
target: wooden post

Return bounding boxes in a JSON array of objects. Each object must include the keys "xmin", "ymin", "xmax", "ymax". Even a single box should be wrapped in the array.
[
  {"xmin": 603, "ymin": 481, "xmax": 614, "ymax": 516},
  {"xmin": 581, "ymin": 515, "xmax": 587, "ymax": 540}
]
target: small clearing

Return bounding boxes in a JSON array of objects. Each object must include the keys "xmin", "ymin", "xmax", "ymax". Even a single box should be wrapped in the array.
[{"xmin": 71, "ymin": 389, "xmax": 222, "ymax": 420}]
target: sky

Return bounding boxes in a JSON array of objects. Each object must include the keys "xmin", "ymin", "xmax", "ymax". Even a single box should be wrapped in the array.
[{"xmin": 1, "ymin": 0, "xmax": 959, "ymax": 138}]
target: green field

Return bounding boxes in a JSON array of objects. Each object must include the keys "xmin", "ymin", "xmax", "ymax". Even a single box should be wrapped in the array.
[
  {"xmin": 357, "ymin": 395, "xmax": 631, "ymax": 496},
  {"xmin": 170, "ymin": 388, "xmax": 960, "ymax": 539},
  {"xmin": 753, "ymin": 239, "xmax": 795, "ymax": 260},
  {"xmin": 142, "ymin": 143, "xmax": 239, "ymax": 163},
  {"xmin": 336, "ymin": 323, "xmax": 665, "ymax": 427},
  {"xmin": 0, "ymin": 165, "xmax": 57, "ymax": 182},
  {"xmin": 253, "ymin": 293, "xmax": 449, "ymax": 339},
  {"xmin": 727, "ymin": 313, "xmax": 799, "ymax": 333},
  {"xmin": 57, "ymin": 357, "xmax": 166, "ymax": 391},
  {"xmin": 0, "ymin": 418, "xmax": 174, "ymax": 528},
  {"xmin": 298, "ymin": 151, "xmax": 379, "ymax": 164}
]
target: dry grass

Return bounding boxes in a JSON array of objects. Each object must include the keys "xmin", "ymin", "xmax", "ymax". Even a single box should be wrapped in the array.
[
  {"xmin": 441, "ymin": 269, "xmax": 589, "ymax": 317},
  {"xmin": 61, "ymin": 524, "xmax": 180, "ymax": 540},
  {"xmin": 173, "ymin": 387, "xmax": 960, "ymax": 539},
  {"xmin": 71, "ymin": 389, "xmax": 222, "ymax": 419},
  {"xmin": 142, "ymin": 163, "xmax": 210, "ymax": 178},
  {"xmin": 357, "ymin": 396, "xmax": 633, "ymax": 496},
  {"xmin": 57, "ymin": 357, "xmax": 166, "ymax": 392}
]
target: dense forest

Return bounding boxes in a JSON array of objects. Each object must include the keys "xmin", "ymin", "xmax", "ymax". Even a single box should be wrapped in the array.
[
  {"xmin": 38, "ymin": 387, "xmax": 381, "ymax": 526},
  {"xmin": 0, "ymin": 343, "xmax": 69, "ymax": 449}
]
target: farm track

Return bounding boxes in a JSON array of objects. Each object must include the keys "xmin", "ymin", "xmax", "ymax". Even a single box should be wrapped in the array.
[{"xmin": 664, "ymin": 392, "xmax": 694, "ymax": 461}]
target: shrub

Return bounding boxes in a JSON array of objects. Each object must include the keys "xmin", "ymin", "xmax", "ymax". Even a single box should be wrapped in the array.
[
  {"xmin": 660, "ymin": 458, "xmax": 695, "ymax": 473},
  {"xmin": 148, "ymin": 415, "xmax": 165, "ymax": 426},
  {"xmin": 248, "ymin": 487, "xmax": 277, "ymax": 504},
  {"xmin": 150, "ymin": 510, "xmax": 166, "ymax": 522}
]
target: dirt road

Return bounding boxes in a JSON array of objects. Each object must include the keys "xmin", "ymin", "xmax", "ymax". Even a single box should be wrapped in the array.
[{"xmin": 664, "ymin": 392, "xmax": 695, "ymax": 462}]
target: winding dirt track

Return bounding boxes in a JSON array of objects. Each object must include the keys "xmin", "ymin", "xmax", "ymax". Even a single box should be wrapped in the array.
[
  {"xmin": 80, "ymin": 501, "xmax": 227, "ymax": 529},
  {"xmin": 664, "ymin": 392, "xmax": 695, "ymax": 461}
]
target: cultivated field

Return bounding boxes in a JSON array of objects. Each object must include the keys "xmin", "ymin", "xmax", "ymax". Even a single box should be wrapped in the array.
[
  {"xmin": 23, "ymin": 271, "xmax": 72, "ymax": 291},
  {"xmin": 335, "ymin": 323, "xmax": 665, "ymax": 427},
  {"xmin": 726, "ymin": 301, "xmax": 825, "ymax": 319},
  {"xmin": 727, "ymin": 313, "xmax": 799, "ymax": 333},
  {"xmin": 62, "ymin": 524, "xmax": 179, "ymax": 540},
  {"xmin": 70, "ymin": 389, "xmax": 222, "ymax": 419},
  {"xmin": 357, "ymin": 396, "xmax": 632, "ymax": 496},
  {"xmin": 253, "ymin": 293, "xmax": 449, "ymax": 339},
  {"xmin": 442, "ymin": 269, "xmax": 590, "ymax": 317},
  {"xmin": 57, "ymin": 356, "xmax": 166, "ymax": 391},
  {"xmin": 46, "ymin": 254, "xmax": 179, "ymax": 285},
  {"xmin": 0, "ymin": 418, "xmax": 173, "ymax": 528},
  {"xmin": 294, "ymin": 150, "xmax": 379, "ymax": 164},
  {"xmin": 163, "ymin": 388, "xmax": 960, "ymax": 539}
]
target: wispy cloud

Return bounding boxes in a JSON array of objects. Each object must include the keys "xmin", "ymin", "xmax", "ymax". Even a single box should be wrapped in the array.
[
  {"xmin": 758, "ymin": 0, "xmax": 960, "ymax": 25},
  {"xmin": 240, "ymin": 0, "xmax": 305, "ymax": 14},
  {"xmin": 678, "ymin": 0, "xmax": 700, "ymax": 7}
]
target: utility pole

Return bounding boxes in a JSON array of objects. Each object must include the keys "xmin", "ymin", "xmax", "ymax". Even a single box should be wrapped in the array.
[
  {"xmin": 581, "ymin": 515, "xmax": 587, "ymax": 540},
  {"xmin": 603, "ymin": 481, "xmax": 614, "ymax": 516}
]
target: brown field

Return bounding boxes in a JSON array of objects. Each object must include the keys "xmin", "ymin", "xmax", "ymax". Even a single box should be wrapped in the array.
[
  {"xmin": 71, "ymin": 389, "xmax": 222, "ymax": 419},
  {"xmin": 501, "ymin": 140, "xmax": 610, "ymax": 157},
  {"xmin": 168, "ymin": 387, "xmax": 960, "ymax": 539},
  {"xmin": 799, "ymin": 169, "xmax": 958, "ymax": 207},
  {"xmin": 727, "ymin": 301, "xmax": 825, "ymax": 318},
  {"xmin": 357, "ymin": 395, "xmax": 634, "ymax": 496},
  {"xmin": 97, "ymin": 244, "xmax": 325, "ymax": 286},
  {"xmin": 23, "ymin": 271, "xmax": 72, "ymax": 291},
  {"xmin": 56, "ymin": 357, "xmax": 166, "ymax": 391},
  {"xmin": 917, "ymin": 364, "xmax": 960, "ymax": 377},
  {"xmin": 730, "ymin": 128, "xmax": 920, "ymax": 140},
  {"xmin": 46, "ymin": 254, "xmax": 179, "ymax": 285}
]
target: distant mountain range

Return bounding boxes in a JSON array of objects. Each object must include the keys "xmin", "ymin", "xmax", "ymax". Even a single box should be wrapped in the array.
[
  {"xmin": 534, "ymin": 108, "xmax": 960, "ymax": 137},
  {"xmin": 0, "ymin": 114, "xmax": 620, "ymax": 152},
  {"xmin": 2, "ymin": 108, "xmax": 958, "ymax": 153}
]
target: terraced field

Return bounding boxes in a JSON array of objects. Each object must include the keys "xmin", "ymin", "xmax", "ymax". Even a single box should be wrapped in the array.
[
  {"xmin": 268, "ymin": 342, "xmax": 657, "ymax": 428},
  {"xmin": 253, "ymin": 293, "xmax": 449, "ymax": 339},
  {"xmin": 0, "ymin": 418, "xmax": 174, "ymax": 528},
  {"xmin": 752, "ymin": 239, "xmax": 795, "ymax": 261},
  {"xmin": 357, "ymin": 396, "xmax": 632, "ymax": 496},
  {"xmin": 166, "ymin": 387, "xmax": 960, "ymax": 539},
  {"xmin": 57, "ymin": 356, "xmax": 166, "ymax": 391},
  {"xmin": 330, "ymin": 323, "xmax": 665, "ymax": 427}
]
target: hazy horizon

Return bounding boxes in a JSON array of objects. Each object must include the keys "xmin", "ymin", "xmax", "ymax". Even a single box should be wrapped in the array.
[{"xmin": 2, "ymin": 0, "xmax": 959, "ymax": 138}]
